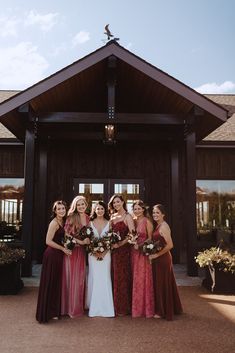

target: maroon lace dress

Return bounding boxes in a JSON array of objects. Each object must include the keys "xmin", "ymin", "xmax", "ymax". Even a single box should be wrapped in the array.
[
  {"xmin": 111, "ymin": 220, "xmax": 132, "ymax": 315},
  {"xmin": 131, "ymin": 217, "xmax": 154, "ymax": 318},
  {"xmin": 152, "ymin": 224, "xmax": 183, "ymax": 320},
  {"xmin": 36, "ymin": 225, "xmax": 65, "ymax": 323}
]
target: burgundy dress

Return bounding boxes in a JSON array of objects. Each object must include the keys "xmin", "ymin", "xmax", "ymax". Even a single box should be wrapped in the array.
[
  {"xmin": 152, "ymin": 225, "xmax": 183, "ymax": 320},
  {"xmin": 36, "ymin": 225, "xmax": 65, "ymax": 323},
  {"xmin": 111, "ymin": 220, "xmax": 132, "ymax": 315},
  {"xmin": 131, "ymin": 217, "xmax": 154, "ymax": 318}
]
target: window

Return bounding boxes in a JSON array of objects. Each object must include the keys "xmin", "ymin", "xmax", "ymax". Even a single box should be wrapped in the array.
[
  {"xmin": 74, "ymin": 179, "xmax": 144, "ymax": 213},
  {"xmin": 0, "ymin": 178, "xmax": 24, "ymax": 241},
  {"xmin": 196, "ymin": 180, "xmax": 235, "ymax": 242}
]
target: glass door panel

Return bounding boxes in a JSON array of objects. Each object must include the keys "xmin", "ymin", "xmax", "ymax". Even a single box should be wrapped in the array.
[
  {"xmin": 73, "ymin": 179, "xmax": 108, "ymax": 213},
  {"xmin": 73, "ymin": 178, "xmax": 144, "ymax": 213},
  {"xmin": 112, "ymin": 180, "xmax": 144, "ymax": 212}
]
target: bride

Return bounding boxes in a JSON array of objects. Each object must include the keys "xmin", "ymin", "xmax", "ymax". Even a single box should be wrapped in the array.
[{"xmin": 87, "ymin": 201, "xmax": 115, "ymax": 317}]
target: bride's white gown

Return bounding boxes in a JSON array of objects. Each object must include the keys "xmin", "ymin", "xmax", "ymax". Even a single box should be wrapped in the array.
[{"xmin": 87, "ymin": 221, "xmax": 115, "ymax": 317}]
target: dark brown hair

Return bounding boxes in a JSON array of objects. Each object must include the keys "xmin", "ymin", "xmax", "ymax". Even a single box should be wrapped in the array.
[
  {"xmin": 90, "ymin": 201, "xmax": 110, "ymax": 221},
  {"xmin": 133, "ymin": 199, "xmax": 150, "ymax": 218},
  {"xmin": 51, "ymin": 200, "xmax": 67, "ymax": 222},
  {"xmin": 153, "ymin": 204, "xmax": 166, "ymax": 218},
  {"xmin": 108, "ymin": 194, "xmax": 127, "ymax": 215}
]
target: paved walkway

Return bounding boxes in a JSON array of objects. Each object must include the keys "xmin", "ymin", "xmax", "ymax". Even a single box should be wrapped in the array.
[{"xmin": 22, "ymin": 264, "xmax": 203, "ymax": 287}]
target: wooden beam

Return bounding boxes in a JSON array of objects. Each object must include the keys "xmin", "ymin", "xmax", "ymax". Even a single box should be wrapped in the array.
[
  {"xmin": 37, "ymin": 128, "xmax": 184, "ymax": 141},
  {"xmin": 34, "ymin": 141, "xmax": 48, "ymax": 262},
  {"xmin": 170, "ymin": 145, "xmax": 181, "ymax": 263},
  {"xmin": 21, "ymin": 127, "xmax": 35, "ymax": 276},
  {"xmin": 185, "ymin": 132, "xmax": 198, "ymax": 276},
  {"xmin": 107, "ymin": 55, "xmax": 117, "ymax": 119},
  {"xmin": 33, "ymin": 112, "xmax": 185, "ymax": 125}
]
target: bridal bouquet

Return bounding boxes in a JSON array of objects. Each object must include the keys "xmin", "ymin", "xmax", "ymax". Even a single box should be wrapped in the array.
[
  {"xmin": 62, "ymin": 234, "xmax": 77, "ymax": 250},
  {"xmin": 140, "ymin": 239, "xmax": 165, "ymax": 256},
  {"xmin": 127, "ymin": 230, "xmax": 138, "ymax": 245},
  {"xmin": 87, "ymin": 236, "xmax": 112, "ymax": 261}
]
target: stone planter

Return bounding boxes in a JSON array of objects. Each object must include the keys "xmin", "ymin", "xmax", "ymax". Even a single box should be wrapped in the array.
[
  {"xmin": 0, "ymin": 261, "xmax": 24, "ymax": 295},
  {"xmin": 202, "ymin": 267, "xmax": 235, "ymax": 294}
]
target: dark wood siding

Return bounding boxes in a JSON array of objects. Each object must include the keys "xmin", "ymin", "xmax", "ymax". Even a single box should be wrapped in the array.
[
  {"xmin": 33, "ymin": 140, "xmax": 172, "ymax": 261},
  {"xmin": 197, "ymin": 148, "xmax": 235, "ymax": 179},
  {"xmin": 0, "ymin": 145, "xmax": 24, "ymax": 177}
]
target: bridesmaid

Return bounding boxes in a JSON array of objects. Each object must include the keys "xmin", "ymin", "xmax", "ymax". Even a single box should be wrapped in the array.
[
  {"xmin": 131, "ymin": 200, "xmax": 154, "ymax": 318},
  {"xmin": 149, "ymin": 204, "xmax": 183, "ymax": 320},
  {"xmin": 86, "ymin": 201, "xmax": 115, "ymax": 317},
  {"xmin": 61, "ymin": 195, "xmax": 90, "ymax": 318},
  {"xmin": 36, "ymin": 200, "xmax": 71, "ymax": 323},
  {"xmin": 108, "ymin": 194, "xmax": 135, "ymax": 316}
]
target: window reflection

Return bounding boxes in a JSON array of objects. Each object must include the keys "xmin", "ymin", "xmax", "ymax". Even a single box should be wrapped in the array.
[
  {"xmin": 196, "ymin": 180, "xmax": 235, "ymax": 243},
  {"xmin": 114, "ymin": 184, "xmax": 140, "ymax": 212},
  {"xmin": 0, "ymin": 178, "xmax": 24, "ymax": 242},
  {"xmin": 78, "ymin": 183, "xmax": 104, "ymax": 213}
]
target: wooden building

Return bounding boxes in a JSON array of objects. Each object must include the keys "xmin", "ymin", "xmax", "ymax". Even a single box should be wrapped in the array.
[{"xmin": 0, "ymin": 40, "xmax": 234, "ymax": 276}]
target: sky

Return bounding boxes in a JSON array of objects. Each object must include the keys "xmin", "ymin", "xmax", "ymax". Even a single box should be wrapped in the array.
[{"xmin": 0, "ymin": 0, "xmax": 235, "ymax": 94}]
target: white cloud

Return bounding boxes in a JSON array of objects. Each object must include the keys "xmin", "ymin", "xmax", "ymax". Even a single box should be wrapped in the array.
[
  {"xmin": 195, "ymin": 81, "xmax": 235, "ymax": 94},
  {"xmin": 0, "ymin": 15, "xmax": 20, "ymax": 37},
  {"xmin": 72, "ymin": 31, "xmax": 90, "ymax": 47},
  {"xmin": 125, "ymin": 42, "xmax": 133, "ymax": 50},
  {"xmin": 24, "ymin": 10, "xmax": 59, "ymax": 32},
  {"xmin": 0, "ymin": 42, "xmax": 49, "ymax": 89}
]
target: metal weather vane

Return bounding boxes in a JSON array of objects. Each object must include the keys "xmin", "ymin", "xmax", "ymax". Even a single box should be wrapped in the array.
[{"xmin": 103, "ymin": 24, "xmax": 120, "ymax": 42}]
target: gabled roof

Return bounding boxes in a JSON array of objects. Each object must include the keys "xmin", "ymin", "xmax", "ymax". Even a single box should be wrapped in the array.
[
  {"xmin": 0, "ymin": 40, "xmax": 228, "ymax": 141},
  {"xmin": 204, "ymin": 94, "xmax": 235, "ymax": 141}
]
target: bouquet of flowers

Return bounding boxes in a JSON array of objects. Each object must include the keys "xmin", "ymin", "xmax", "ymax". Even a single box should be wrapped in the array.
[
  {"xmin": 106, "ymin": 228, "xmax": 121, "ymax": 245},
  {"xmin": 76, "ymin": 226, "xmax": 94, "ymax": 241},
  {"xmin": 127, "ymin": 230, "xmax": 138, "ymax": 245},
  {"xmin": 87, "ymin": 235, "xmax": 112, "ymax": 261},
  {"xmin": 62, "ymin": 234, "xmax": 77, "ymax": 250},
  {"xmin": 140, "ymin": 239, "xmax": 165, "ymax": 256}
]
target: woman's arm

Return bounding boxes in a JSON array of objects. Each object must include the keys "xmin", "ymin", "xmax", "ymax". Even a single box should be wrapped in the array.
[
  {"xmin": 46, "ymin": 220, "xmax": 71, "ymax": 255},
  {"xmin": 149, "ymin": 223, "xmax": 173, "ymax": 261}
]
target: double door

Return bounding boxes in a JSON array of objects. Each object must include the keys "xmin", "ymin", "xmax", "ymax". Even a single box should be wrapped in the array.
[{"xmin": 73, "ymin": 179, "xmax": 144, "ymax": 212}]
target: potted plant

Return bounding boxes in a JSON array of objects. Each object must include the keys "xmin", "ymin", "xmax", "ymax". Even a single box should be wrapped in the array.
[
  {"xmin": 0, "ymin": 242, "xmax": 25, "ymax": 294},
  {"xmin": 195, "ymin": 246, "xmax": 235, "ymax": 294}
]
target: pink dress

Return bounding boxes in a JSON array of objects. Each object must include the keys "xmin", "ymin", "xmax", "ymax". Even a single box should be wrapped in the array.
[
  {"xmin": 111, "ymin": 220, "xmax": 132, "ymax": 315},
  {"xmin": 61, "ymin": 214, "xmax": 89, "ymax": 318},
  {"xmin": 152, "ymin": 225, "xmax": 183, "ymax": 320},
  {"xmin": 131, "ymin": 217, "xmax": 154, "ymax": 318}
]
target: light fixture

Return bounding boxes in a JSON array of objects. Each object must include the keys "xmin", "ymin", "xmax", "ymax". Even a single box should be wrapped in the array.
[{"xmin": 103, "ymin": 124, "xmax": 116, "ymax": 144}]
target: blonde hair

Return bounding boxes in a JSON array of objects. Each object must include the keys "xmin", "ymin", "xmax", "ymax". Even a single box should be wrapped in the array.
[{"xmin": 67, "ymin": 196, "xmax": 88, "ymax": 230}]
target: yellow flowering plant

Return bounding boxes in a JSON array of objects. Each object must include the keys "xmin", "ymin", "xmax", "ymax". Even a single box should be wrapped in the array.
[{"xmin": 195, "ymin": 247, "xmax": 235, "ymax": 274}]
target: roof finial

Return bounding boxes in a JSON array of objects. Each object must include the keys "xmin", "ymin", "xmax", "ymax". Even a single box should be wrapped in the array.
[{"xmin": 103, "ymin": 24, "xmax": 120, "ymax": 43}]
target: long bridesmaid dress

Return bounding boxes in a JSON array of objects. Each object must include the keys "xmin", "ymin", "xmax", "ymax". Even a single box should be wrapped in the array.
[
  {"xmin": 111, "ymin": 219, "xmax": 132, "ymax": 315},
  {"xmin": 152, "ymin": 225, "xmax": 183, "ymax": 320},
  {"xmin": 36, "ymin": 225, "xmax": 64, "ymax": 323},
  {"xmin": 61, "ymin": 214, "xmax": 89, "ymax": 318},
  {"xmin": 131, "ymin": 217, "xmax": 154, "ymax": 318}
]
